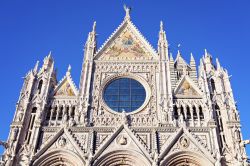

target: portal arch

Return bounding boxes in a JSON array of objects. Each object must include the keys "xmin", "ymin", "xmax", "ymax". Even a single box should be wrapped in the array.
[
  {"xmin": 94, "ymin": 150, "xmax": 151, "ymax": 166},
  {"xmin": 161, "ymin": 151, "xmax": 214, "ymax": 166},
  {"xmin": 33, "ymin": 149, "xmax": 85, "ymax": 166}
]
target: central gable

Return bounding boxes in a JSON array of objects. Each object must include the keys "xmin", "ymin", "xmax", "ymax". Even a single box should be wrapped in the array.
[{"xmin": 94, "ymin": 21, "xmax": 158, "ymax": 61}]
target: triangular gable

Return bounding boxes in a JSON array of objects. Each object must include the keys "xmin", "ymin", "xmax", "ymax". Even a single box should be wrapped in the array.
[
  {"xmin": 94, "ymin": 20, "xmax": 158, "ymax": 61},
  {"xmin": 33, "ymin": 128, "xmax": 84, "ymax": 160},
  {"xmin": 159, "ymin": 127, "xmax": 215, "ymax": 164},
  {"xmin": 174, "ymin": 75, "xmax": 202, "ymax": 98},
  {"xmin": 93, "ymin": 124, "xmax": 152, "ymax": 163},
  {"xmin": 175, "ymin": 53, "xmax": 191, "ymax": 69},
  {"xmin": 54, "ymin": 73, "xmax": 78, "ymax": 97}
]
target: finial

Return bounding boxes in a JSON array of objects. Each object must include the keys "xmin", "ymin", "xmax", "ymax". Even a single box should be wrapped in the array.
[
  {"xmin": 92, "ymin": 21, "xmax": 96, "ymax": 33},
  {"xmin": 44, "ymin": 51, "xmax": 53, "ymax": 64},
  {"xmin": 177, "ymin": 49, "xmax": 181, "ymax": 57},
  {"xmin": 48, "ymin": 51, "xmax": 52, "ymax": 58},
  {"xmin": 160, "ymin": 21, "xmax": 164, "ymax": 32},
  {"xmin": 170, "ymin": 53, "xmax": 174, "ymax": 61},
  {"xmin": 190, "ymin": 53, "xmax": 195, "ymax": 61},
  {"xmin": 204, "ymin": 49, "xmax": 208, "ymax": 55},
  {"xmin": 124, "ymin": 4, "xmax": 131, "ymax": 20},
  {"xmin": 216, "ymin": 58, "xmax": 221, "ymax": 69},
  {"xmin": 66, "ymin": 64, "xmax": 71, "ymax": 76},
  {"xmin": 34, "ymin": 61, "xmax": 39, "ymax": 73}
]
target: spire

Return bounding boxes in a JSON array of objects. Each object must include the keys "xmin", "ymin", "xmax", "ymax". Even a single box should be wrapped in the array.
[
  {"xmin": 43, "ymin": 51, "xmax": 54, "ymax": 69},
  {"xmin": 48, "ymin": 51, "xmax": 52, "ymax": 58},
  {"xmin": 158, "ymin": 21, "xmax": 169, "ymax": 60},
  {"xmin": 216, "ymin": 58, "xmax": 221, "ymax": 70},
  {"xmin": 85, "ymin": 21, "xmax": 97, "ymax": 58},
  {"xmin": 204, "ymin": 48, "xmax": 208, "ymax": 56},
  {"xmin": 203, "ymin": 49, "xmax": 213, "ymax": 72},
  {"xmin": 190, "ymin": 53, "xmax": 195, "ymax": 65},
  {"xmin": 66, "ymin": 64, "xmax": 71, "ymax": 76},
  {"xmin": 170, "ymin": 53, "xmax": 174, "ymax": 62},
  {"xmin": 123, "ymin": 5, "xmax": 131, "ymax": 21},
  {"xmin": 92, "ymin": 21, "xmax": 96, "ymax": 33},
  {"xmin": 87, "ymin": 21, "xmax": 96, "ymax": 42},
  {"xmin": 33, "ymin": 61, "xmax": 39, "ymax": 73},
  {"xmin": 177, "ymin": 50, "xmax": 181, "ymax": 58},
  {"xmin": 160, "ymin": 21, "xmax": 164, "ymax": 33},
  {"xmin": 204, "ymin": 48, "xmax": 212, "ymax": 58},
  {"xmin": 190, "ymin": 53, "xmax": 198, "ymax": 81},
  {"xmin": 158, "ymin": 21, "xmax": 168, "ymax": 45}
]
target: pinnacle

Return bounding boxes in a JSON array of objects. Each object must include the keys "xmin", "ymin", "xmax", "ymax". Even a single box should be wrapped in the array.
[
  {"xmin": 33, "ymin": 61, "xmax": 39, "ymax": 73},
  {"xmin": 66, "ymin": 64, "xmax": 71, "ymax": 76},
  {"xmin": 177, "ymin": 50, "xmax": 181, "ymax": 57},
  {"xmin": 92, "ymin": 21, "xmax": 96, "ymax": 33},
  {"xmin": 190, "ymin": 53, "xmax": 195, "ymax": 63},
  {"xmin": 160, "ymin": 21, "xmax": 164, "ymax": 32},
  {"xmin": 216, "ymin": 58, "xmax": 221, "ymax": 69},
  {"xmin": 170, "ymin": 53, "xmax": 174, "ymax": 61},
  {"xmin": 48, "ymin": 51, "xmax": 52, "ymax": 58}
]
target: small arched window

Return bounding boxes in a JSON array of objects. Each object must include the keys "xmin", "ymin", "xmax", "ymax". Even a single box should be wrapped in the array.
[
  {"xmin": 180, "ymin": 106, "xmax": 185, "ymax": 120},
  {"xmin": 66, "ymin": 106, "xmax": 69, "ymax": 116},
  {"xmin": 199, "ymin": 106, "xmax": 204, "ymax": 120},
  {"xmin": 211, "ymin": 79, "xmax": 216, "ymax": 93},
  {"xmin": 58, "ymin": 106, "xmax": 63, "ymax": 120},
  {"xmin": 174, "ymin": 105, "xmax": 178, "ymax": 119},
  {"xmin": 187, "ymin": 106, "xmax": 191, "ymax": 119},
  {"xmin": 215, "ymin": 104, "xmax": 221, "ymax": 116},
  {"xmin": 46, "ymin": 107, "xmax": 52, "ymax": 121},
  {"xmin": 193, "ymin": 106, "xmax": 198, "ymax": 120},
  {"xmin": 70, "ymin": 106, "xmax": 75, "ymax": 117},
  {"xmin": 32, "ymin": 107, "xmax": 37, "ymax": 113},
  {"xmin": 38, "ymin": 80, "xmax": 43, "ymax": 94},
  {"xmin": 52, "ymin": 107, "xmax": 57, "ymax": 120}
]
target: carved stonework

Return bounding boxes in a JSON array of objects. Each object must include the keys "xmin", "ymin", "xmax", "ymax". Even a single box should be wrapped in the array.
[
  {"xmin": 179, "ymin": 136, "xmax": 190, "ymax": 149},
  {"xmin": 116, "ymin": 134, "xmax": 128, "ymax": 145},
  {"xmin": 2, "ymin": 7, "xmax": 247, "ymax": 166},
  {"xmin": 57, "ymin": 136, "xmax": 67, "ymax": 147}
]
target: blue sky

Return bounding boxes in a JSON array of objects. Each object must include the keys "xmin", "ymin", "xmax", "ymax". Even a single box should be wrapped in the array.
[{"xmin": 0, "ymin": 0, "xmax": 249, "ymax": 155}]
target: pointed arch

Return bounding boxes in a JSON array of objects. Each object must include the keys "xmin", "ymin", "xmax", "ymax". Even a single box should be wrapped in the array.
[
  {"xmin": 180, "ymin": 106, "xmax": 185, "ymax": 120},
  {"xmin": 210, "ymin": 78, "xmax": 216, "ymax": 92},
  {"xmin": 193, "ymin": 106, "xmax": 198, "ymax": 120},
  {"xmin": 94, "ymin": 150, "xmax": 151, "ymax": 166},
  {"xmin": 58, "ymin": 106, "xmax": 63, "ymax": 120},
  {"xmin": 186, "ymin": 106, "xmax": 191, "ymax": 119},
  {"xmin": 38, "ymin": 80, "xmax": 43, "ymax": 94},
  {"xmin": 199, "ymin": 106, "xmax": 204, "ymax": 120},
  {"xmin": 173, "ymin": 105, "xmax": 178, "ymax": 120},
  {"xmin": 33, "ymin": 149, "xmax": 85, "ymax": 166},
  {"xmin": 160, "ymin": 151, "xmax": 214, "ymax": 166}
]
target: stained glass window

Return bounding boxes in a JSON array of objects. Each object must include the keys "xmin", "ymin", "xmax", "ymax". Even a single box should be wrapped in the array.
[{"xmin": 103, "ymin": 78, "xmax": 146, "ymax": 113}]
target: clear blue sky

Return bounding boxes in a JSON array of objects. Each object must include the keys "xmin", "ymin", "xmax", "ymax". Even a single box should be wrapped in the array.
[{"xmin": 0, "ymin": 0, "xmax": 249, "ymax": 155}]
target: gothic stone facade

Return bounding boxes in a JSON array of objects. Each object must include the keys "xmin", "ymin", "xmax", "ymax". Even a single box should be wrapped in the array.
[{"xmin": 1, "ymin": 8, "xmax": 249, "ymax": 166}]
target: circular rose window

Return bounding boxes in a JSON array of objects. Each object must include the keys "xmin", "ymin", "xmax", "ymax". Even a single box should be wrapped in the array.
[{"xmin": 103, "ymin": 78, "xmax": 146, "ymax": 113}]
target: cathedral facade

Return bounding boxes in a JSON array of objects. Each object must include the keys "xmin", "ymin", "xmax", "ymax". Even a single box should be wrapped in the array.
[{"xmin": 1, "ymin": 7, "xmax": 249, "ymax": 166}]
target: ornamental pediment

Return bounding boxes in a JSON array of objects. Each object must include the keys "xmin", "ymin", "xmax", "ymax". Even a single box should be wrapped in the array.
[
  {"xmin": 94, "ymin": 21, "xmax": 158, "ymax": 61},
  {"xmin": 159, "ymin": 127, "xmax": 215, "ymax": 165},
  {"xmin": 34, "ymin": 128, "xmax": 86, "ymax": 160},
  {"xmin": 93, "ymin": 125, "xmax": 152, "ymax": 163},
  {"xmin": 53, "ymin": 72, "xmax": 78, "ymax": 97},
  {"xmin": 174, "ymin": 76, "xmax": 202, "ymax": 98}
]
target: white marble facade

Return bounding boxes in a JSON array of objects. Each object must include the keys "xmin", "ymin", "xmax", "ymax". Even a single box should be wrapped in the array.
[{"xmin": 1, "ymin": 7, "xmax": 249, "ymax": 166}]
